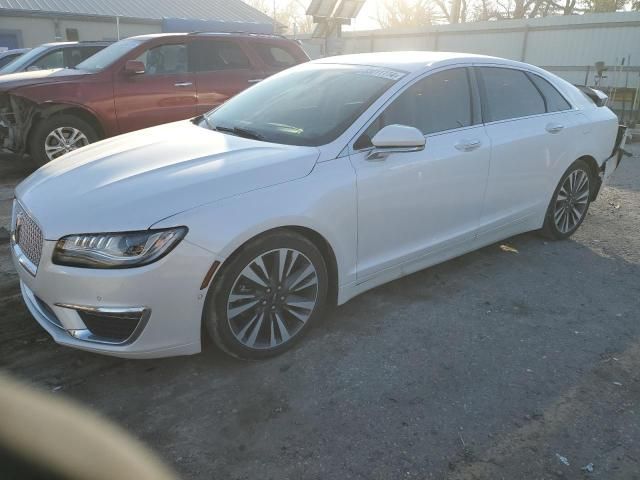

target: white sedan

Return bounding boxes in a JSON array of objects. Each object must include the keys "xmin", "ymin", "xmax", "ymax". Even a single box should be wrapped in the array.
[{"xmin": 11, "ymin": 52, "xmax": 625, "ymax": 360}]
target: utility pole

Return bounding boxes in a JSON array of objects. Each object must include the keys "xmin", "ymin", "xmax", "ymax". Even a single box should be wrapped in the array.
[{"xmin": 273, "ymin": 0, "xmax": 277, "ymax": 33}]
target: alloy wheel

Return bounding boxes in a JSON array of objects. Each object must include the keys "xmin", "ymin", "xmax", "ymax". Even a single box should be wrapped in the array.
[
  {"xmin": 226, "ymin": 248, "xmax": 319, "ymax": 350},
  {"xmin": 45, "ymin": 127, "xmax": 89, "ymax": 161},
  {"xmin": 553, "ymin": 169, "xmax": 590, "ymax": 234}
]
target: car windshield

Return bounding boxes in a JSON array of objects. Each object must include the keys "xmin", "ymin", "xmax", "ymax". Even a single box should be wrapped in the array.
[
  {"xmin": 0, "ymin": 45, "xmax": 49, "ymax": 74},
  {"xmin": 76, "ymin": 39, "xmax": 142, "ymax": 72},
  {"xmin": 202, "ymin": 64, "xmax": 405, "ymax": 147}
]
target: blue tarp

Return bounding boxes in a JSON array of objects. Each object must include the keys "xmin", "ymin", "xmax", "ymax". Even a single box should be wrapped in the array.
[{"xmin": 162, "ymin": 18, "xmax": 274, "ymax": 34}]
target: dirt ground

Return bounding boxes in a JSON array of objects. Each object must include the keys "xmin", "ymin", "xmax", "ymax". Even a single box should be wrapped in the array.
[{"xmin": 1, "ymin": 146, "xmax": 639, "ymax": 480}]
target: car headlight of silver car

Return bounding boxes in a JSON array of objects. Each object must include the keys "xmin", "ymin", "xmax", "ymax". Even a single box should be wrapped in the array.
[{"xmin": 52, "ymin": 227, "xmax": 188, "ymax": 268}]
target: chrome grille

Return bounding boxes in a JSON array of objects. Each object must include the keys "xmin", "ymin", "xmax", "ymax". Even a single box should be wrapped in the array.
[{"xmin": 12, "ymin": 202, "xmax": 43, "ymax": 269}]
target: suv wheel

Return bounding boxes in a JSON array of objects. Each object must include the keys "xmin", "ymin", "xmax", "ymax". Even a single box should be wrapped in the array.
[{"xmin": 30, "ymin": 114, "xmax": 98, "ymax": 166}]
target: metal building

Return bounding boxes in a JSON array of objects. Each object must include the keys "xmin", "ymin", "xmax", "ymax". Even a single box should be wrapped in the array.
[{"xmin": 0, "ymin": 0, "xmax": 275, "ymax": 49}]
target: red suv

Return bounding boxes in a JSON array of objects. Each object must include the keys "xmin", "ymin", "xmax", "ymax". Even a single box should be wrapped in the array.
[{"xmin": 0, "ymin": 33, "xmax": 309, "ymax": 164}]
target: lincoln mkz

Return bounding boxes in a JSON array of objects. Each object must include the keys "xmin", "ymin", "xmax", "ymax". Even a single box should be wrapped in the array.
[{"xmin": 11, "ymin": 52, "xmax": 627, "ymax": 359}]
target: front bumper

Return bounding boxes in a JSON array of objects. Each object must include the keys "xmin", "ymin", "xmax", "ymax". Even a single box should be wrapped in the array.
[{"xmin": 12, "ymin": 237, "xmax": 215, "ymax": 359}]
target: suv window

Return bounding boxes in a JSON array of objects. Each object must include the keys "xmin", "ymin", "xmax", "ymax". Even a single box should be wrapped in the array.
[
  {"xmin": 136, "ymin": 44, "xmax": 188, "ymax": 75},
  {"xmin": 190, "ymin": 40, "xmax": 251, "ymax": 72},
  {"xmin": 66, "ymin": 48, "xmax": 86, "ymax": 68},
  {"xmin": 479, "ymin": 67, "xmax": 545, "ymax": 122},
  {"xmin": 255, "ymin": 44, "xmax": 296, "ymax": 68},
  {"xmin": 356, "ymin": 68, "xmax": 473, "ymax": 149},
  {"xmin": 0, "ymin": 52, "xmax": 21, "ymax": 68},
  {"xmin": 528, "ymin": 73, "xmax": 572, "ymax": 112},
  {"xmin": 29, "ymin": 49, "xmax": 64, "ymax": 70}
]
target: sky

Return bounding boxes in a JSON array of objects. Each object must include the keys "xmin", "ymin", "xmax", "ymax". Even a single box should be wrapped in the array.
[{"xmin": 259, "ymin": 0, "xmax": 382, "ymax": 31}]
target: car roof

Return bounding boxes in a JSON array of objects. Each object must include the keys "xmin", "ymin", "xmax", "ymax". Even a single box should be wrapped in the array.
[
  {"xmin": 312, "ymin": 51, "xmax": 527, "ymax": 72},
  {"xmin": 38, "ymin": 41, "xmax": 112, "ymax": 48},
  {"xmin": 0, "ymin": 48, "xmax": 29, "ymax": 56},
  {"xmin": 128, "ymin": 32, "xmax": 290, "ymax": 42}
]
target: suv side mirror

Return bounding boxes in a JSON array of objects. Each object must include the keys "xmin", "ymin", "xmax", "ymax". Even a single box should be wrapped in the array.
[
  {"xmin": 123, "ymin": 60, "xmax": 145, "ymax": 76},
  {"xmin": 368, "ymin": 124, "xmax": 425, "ymax": 160}
]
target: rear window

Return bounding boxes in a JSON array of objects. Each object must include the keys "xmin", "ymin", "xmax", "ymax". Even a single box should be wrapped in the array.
[
  {"xmin": 255, "ymin": 44, "xmax": 297, "ymax": 68},
  {"xmin": 190, "ymin": 40, "xmax": 251, "ymax": 72},
  {"xmin": 479, "ymin": 67, "xmax": 546, "ymax": 122},
  {"xmin": 527, "ymin": 73, "xmax": 572, "ymax": 112}
]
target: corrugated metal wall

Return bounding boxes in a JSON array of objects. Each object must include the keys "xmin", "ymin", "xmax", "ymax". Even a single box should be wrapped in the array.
[{"xmin": 298, "ymin": 12, "xmax": 640, "ymax": 89}]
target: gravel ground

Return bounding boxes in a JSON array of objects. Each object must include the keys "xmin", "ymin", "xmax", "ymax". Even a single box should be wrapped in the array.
[{"xmin": 0, "ymin": 146, "xmax": 639, "ymax": 480}]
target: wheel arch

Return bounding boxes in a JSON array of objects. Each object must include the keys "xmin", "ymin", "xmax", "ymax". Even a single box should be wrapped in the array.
[
  {"xmin": 208, "ymin": 225, "xmax": 340, "ymax": 307},
  {"xmin": 27, "ymin": 103, "xmax": 105, "ymax": 153},
  {"xmin": 576, "ymin": 154, "xmax": 601, "ymax": 200}
]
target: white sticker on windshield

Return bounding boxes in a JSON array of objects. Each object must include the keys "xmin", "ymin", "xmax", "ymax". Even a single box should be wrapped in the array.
[{"xmin": 356, "ymin": 68, "xmax": 406, "ymax": 81}]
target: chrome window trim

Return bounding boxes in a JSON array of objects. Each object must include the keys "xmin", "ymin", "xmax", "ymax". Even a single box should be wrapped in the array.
[
  {"xmin": 347, "ymin": 63, "xmax": 475, "ymax": 154},
  {"xmin": 473, "ymin": 64, "xmax": 577, "ymax": 126}
]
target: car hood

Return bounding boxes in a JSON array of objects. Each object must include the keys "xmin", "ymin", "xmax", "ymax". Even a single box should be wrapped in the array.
[
  {"xmin": 16, "ymin": 120, "xmax": 320, "ymax": 239},
  {"xmin": 0, "ymin": 68, "xmax": 91, "ymax": 90}
]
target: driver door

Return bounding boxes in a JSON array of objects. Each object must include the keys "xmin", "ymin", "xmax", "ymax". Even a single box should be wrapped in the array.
[
  {"xmin": 349, "ymin": 67, "xmax": 491, "ymax": 281},
  {"xmin": 113, "ymin": 41, "xmax": 197, "ymax": 134}
]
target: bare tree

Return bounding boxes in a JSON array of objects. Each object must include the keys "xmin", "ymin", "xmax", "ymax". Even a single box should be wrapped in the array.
[
  {"xmin": 376, "ymin": 0, "xmax": 438, "ymax": 28},
  {"xmin": 242, "ymin": 0, "xmax": 313, "ymax": 34}
]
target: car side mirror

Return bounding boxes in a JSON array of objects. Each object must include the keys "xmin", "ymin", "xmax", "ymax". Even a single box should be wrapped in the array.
[
  {"xmin": 368, "ymin": 124, "xmax": 425, "ymax": 160},
  {"xmin": 123, "ymin": 60, "xmax": 145, "ymax": 76}
]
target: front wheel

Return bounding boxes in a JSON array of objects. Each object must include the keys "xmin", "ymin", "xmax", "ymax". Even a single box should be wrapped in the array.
[
  {"xmin": 204, "ymin": 232, "xmax": 329, "ymax": 360},
  {"xmin": 29, "ymin": 114, "xmax": 99, "ymax": 166},
  {"xmin": 542, "ymin": 159, "xmax": 593, "ymax": 240}
]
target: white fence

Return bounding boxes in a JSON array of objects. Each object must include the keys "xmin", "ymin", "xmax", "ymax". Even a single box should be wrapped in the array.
[{"xmin": 297, "ymin": 12, "xmax": 640, "ymax": 89}]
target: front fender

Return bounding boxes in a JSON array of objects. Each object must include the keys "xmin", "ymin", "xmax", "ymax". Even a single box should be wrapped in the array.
[{"xmin": 151, "ymin": 158, "xmax": 358, "ymax": 289}]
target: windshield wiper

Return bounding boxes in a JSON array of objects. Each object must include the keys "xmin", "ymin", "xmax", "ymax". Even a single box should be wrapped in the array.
[{"xmin": 213, "ymin": 125, "xmax": 265, "ymax": 141}]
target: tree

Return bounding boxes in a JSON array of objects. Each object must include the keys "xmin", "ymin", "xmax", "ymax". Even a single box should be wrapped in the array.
[
  {"xmin": 376, "ymin": 0, "xmax": 438, "ymax": 28},
  {"xmin": 584, "ymin": 0, "xmax": 627, "ymax": 11},
  {"xmin": 242, "ymin": 0, "xmax": 313, "ymax": 34}
]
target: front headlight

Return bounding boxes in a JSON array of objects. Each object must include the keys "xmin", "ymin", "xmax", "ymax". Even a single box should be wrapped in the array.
[{"xmin": 52, "ymin": 227, "xmax": 188, "ymax": 269}]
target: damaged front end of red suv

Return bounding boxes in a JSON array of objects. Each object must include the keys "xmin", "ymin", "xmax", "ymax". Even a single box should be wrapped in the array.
[{"xmin": 0, "ymin": 93, "xmax": 39, "ymax": 155}]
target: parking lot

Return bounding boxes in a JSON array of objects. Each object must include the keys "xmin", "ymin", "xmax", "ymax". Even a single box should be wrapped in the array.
[{"xmin": 1, "ymin": 146, "xmax": 639, "ymax": 479}]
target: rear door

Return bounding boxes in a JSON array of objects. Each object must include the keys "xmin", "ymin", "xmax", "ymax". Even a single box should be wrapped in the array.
[
  {"xmin": 113, "ymin": 40, "xmax": 196, "ymax": 133},
  {"xmin": 477, "ymin": 66, "xmax": 576, "ymax": 234},
  {"xmin": 189, "ymin": 38, "xmax": 259, "ymax": 115}
]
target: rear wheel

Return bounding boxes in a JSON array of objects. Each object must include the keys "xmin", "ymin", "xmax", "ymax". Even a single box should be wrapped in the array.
[
  {"xmin": 542, "ymin": 159, "xmax": 593, "ymax": 240},
  {"xmin": 29, "ymin": 114, "xmax": 98, "ymax": 166},
  {"xmin": 205, "ymin": 231, "xmax": 329, "ymax": 360}
]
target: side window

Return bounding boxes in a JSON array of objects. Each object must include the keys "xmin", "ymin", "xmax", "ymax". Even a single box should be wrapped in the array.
[
  {"xmin": 190, "ymin": 40, "xmax": 251, "ymax": 72},
  {"xmin": 0, "ymin": 53, "xmax": 20, "ymax": 68},
  {"xmin": 255, "ymin": 44, "xmax": 297, "ymax": 68},
  {"xmin": 136, "ymin": 44, "xmax": 188, "ymax": 75},
  {"xmin": 528, "ymin": 73, "xmax": 572, "ymax": 112},
  {"xmin": 65, "ymin": 48, "xmax": 85, "ymax": 68},
  {"xmin": 80, "ymin": 46, "xmax": 104, "ymax": 61},
  {"xmin": 29, "ymin": 49, "xmax": 64, "ymax": 70},
  {"xmin": 479, "ymin": 67, "xmax": 545, "ymax": 122},
  {"xmin": 355, "ymin": 68, "xmax": 473, "ymax": 149}
]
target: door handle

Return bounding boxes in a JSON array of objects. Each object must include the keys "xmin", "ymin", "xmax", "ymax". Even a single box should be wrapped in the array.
[
  {"xmin": 454, "ymin": 139, "xmax": 481, "ymax": 152},
  {"xmin": 546, "ymin": 123, "xmax": 565, "ymax": 134},
  {"xmin": 248, "ymin": 78, "xmax": 264, "ymax": 84},
  {"xmin": 174, "ymin": 82, "xmax": 193, "ymax": 87}
]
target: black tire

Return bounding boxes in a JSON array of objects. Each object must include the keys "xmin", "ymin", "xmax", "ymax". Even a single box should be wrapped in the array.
[
  {"xmin": 541, "ymin": 159, "xmax": 594, "ymax": 240},
  {"xmin": 29, "ymin": 114, "xmax": 99, "ymax": 166},
  {"xmin": 204, "ymin": 231, "xmax": 329, "ymax": 360}
]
